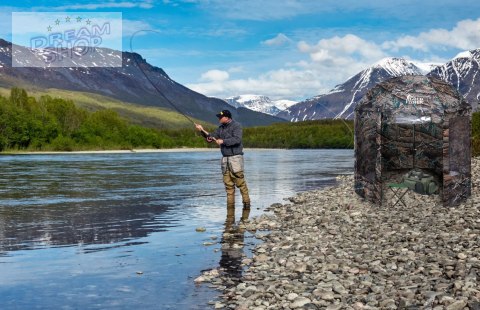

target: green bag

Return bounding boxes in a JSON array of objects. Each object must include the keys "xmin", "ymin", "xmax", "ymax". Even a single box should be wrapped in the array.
[{"xmin": 402, "ymin": 170, "xmax": 438, "ymax": 195}]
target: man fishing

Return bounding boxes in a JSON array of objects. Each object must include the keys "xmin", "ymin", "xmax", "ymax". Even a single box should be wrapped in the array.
[{"xmin": 195, "ymin": 110, "xmax": 251, "ymax": 211}]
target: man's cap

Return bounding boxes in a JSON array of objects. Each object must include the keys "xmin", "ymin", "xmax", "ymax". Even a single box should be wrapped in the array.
[{"xmin": 216, "ymin": 109, "xmax": 232, "ymax": 118}]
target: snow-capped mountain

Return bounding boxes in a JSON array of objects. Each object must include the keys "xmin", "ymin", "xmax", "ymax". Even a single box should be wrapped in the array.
[
  {"xmin": 412, "ymin": 61, "xmax": 443, "ymax": 75},
  {"xmin": 0, "ymin": 39, "xmax": 283, "ymax": 126},
  {"xmin": 428, "ymin": 49, "xmax": 480, "ymax": 110},
  {"xmin": 277, "ymin": 57, "xmax": 426, "ymax": 121},
  {"xmin": 274, "ymin": 99, "xmax": 298, "ymax": 111},
  {"xmin": 225, "ymin": 94, "xmax": 297, "ymax": 116}
]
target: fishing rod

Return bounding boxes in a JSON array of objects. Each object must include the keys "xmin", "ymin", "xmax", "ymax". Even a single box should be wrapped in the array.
[
  {"xmin": 129, "ymin": 29, "xmax": 197, "ymax": 126},
  {"xmin": 129, "ymin": 30, "xmax": 349, "ymax": 146}
]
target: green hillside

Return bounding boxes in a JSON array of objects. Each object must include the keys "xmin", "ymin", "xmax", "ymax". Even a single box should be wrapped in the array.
[
  {"xmin": 0, "ymin": 88, "xmax": 213, "ymax": 151},
  {"xmin": 0, "ymin": 87, "xmax": 212, "ymax": 129}
]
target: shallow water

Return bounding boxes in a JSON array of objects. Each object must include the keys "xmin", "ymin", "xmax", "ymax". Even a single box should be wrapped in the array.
[{"xmin": 0, "ymin": 149, "xmax": 353, "ymax": 309}]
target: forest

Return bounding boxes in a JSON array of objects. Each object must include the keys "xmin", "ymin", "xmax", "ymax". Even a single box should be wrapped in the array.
[{"xmin": 0, "ymin": 88, "xmax": 479, "ymax": 156}]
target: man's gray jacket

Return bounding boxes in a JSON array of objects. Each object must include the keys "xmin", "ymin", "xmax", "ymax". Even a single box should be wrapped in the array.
[{"xmin": 210, "ymin": 119, "xmax": 244, "ymax": 157}]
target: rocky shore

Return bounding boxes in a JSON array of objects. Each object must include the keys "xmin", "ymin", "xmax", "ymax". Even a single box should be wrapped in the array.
[{"xmin": 199, "ymin": 158, "xmax": 480, "ymax": 309}]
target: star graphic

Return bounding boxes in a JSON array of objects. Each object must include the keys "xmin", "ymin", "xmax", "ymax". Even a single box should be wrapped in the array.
[
  {"xmin": 86, "ymin": 19, "xmax": 91, "ymax": 25},
  {"xmin": 76, "ymin": 16, "xmax": 82, "ymax": 23},
  {"xmin": 55, "ymin": 19, "xmax": 60, "ymax": 25},
  {"xmin": 65, "ymin": 16, "xmax": 71, "ymax": 23},
  {"xmin": 47, "ymin": 25, "xmax": 52, "ymax": 32}
]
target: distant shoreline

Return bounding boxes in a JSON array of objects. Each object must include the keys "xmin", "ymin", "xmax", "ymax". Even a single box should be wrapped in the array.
[
  {"xmin": 0, "ymin": 148, "xmax": 298, "ymax": 155},
  {"xmin": 0, "ymin": 148, "xmax": 217, "ymax": 155}
]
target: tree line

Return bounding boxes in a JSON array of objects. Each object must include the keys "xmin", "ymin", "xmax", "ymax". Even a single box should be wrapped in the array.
[
  {"xmin": 0, "ymin": 88, "xmax": 208, "ymax": 151},
  {"xmin": 0, "ymin": 87, "xmax": 479, "ymax": 154},
  {"xmin": 243, "ymin": 119, "xmax": 354, "ymax": 149}
]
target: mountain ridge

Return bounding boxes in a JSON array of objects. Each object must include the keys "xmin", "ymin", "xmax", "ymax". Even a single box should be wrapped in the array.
[
  {"xmin": 278, "ymin": 52, "xmax": 480, "ymax": 121},
  {"xmin": 0, "ymin": 38, "xmax": 284, "ymax": 127},
  {"xmin": 277, "ymin": 57, "xmax": 425, "ymax": 121},
  {"xmin": 428, "ymin": 48, "xmax": 480, "ymax": 110},
  {"xmin": 224, "ymin": 94, "xmax": 297, "ymax": 116}
]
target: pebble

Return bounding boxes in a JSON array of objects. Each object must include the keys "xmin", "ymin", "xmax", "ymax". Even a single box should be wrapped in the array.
[
  {"xmin": 446, "ymin": 300, "xmax": 467, "ymax": 310},
  {"xmin": 290, "ymin": 297, "xmax": 311, "ymax": 308},
  {"xmin": 318, "ymin": 291, "xmax": 335, "ymax": 301},
  {"xmin": 198, "ymin": 158, "xmax": 480, "ymax": 309}
]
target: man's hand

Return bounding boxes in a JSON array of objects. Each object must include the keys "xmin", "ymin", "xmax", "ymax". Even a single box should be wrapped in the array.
[
  {"xmin": 194, "ymin": 123, "xmax": 204, "ymax": 132},
  {"xmin": 215, "ymin": 139, "xmax": 224, "ymax": 145}
]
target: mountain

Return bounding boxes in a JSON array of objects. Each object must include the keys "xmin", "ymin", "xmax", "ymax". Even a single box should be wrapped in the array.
[
  {"xmin": 274, "ymin": 99, "xmax": 298, "ymax": 111},
  {"xmin": 412, "ymin": 61, "xmax": 443, "ymax": 75},
  {"xmin": 225, "ymin": 94, "xmax": 297, "ymax": 116},
  {"xmin": 277, "ymin": 58, "xmax": 426, "ymax": 121},
  {"xmin": 428, "ymin": 49, "xmax": 480, "ymax": 110},
  {"xmin": 0, "ymin": 39, "xmax": 284, "ymax": 127}
]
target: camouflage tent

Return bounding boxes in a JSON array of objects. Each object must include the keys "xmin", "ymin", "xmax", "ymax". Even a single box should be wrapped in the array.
[{"xmin": 354, "ymin": 75, "xmax": 471, "ymax": 207}]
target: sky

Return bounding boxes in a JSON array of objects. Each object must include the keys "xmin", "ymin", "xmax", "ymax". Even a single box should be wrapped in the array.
[{"xmin": 1, "ymin": 0, "xmax": 480, "ymax": 102}]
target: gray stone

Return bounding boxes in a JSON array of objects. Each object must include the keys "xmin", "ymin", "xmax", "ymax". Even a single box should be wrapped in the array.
[
  {"xmin": 208, "ymin": 159, "xmax": 480, "ymax": 309},
  {"xmin": 446, "ymin": 300, "xmax": 467, "ymax": 310},
  {"xmin": 290, "ymin": 297, "xmax": 312, "ymax": 308}
]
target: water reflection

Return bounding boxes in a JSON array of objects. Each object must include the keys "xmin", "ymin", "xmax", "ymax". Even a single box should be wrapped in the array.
[
  {"xmin": 219, "ymin": 207, "xmax": 250, "ymax": 286},
  {"xmin": 0, "ymin": 150, "xmax": 353, "ymax": 257},
  {"xmin": 0, "ymin": 198, "xmax": 173, "ymax": 253},
  {"xmin": 0, "ymin": 150, "xmax": 353, "ymax": 309}
]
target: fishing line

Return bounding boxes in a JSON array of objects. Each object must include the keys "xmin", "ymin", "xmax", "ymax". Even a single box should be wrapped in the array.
[
  {"xmin": 129, "ymin": 29, "xmax": 353, "ymax": 146},
  {"xmin": 129, "ymin": 29, "xmax": 196, "ymax": 125}
]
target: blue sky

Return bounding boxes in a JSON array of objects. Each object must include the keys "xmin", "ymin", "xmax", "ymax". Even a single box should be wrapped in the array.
[{"xmin": 1, "ymin": 0, "xmax": 480, "ymax": 101}]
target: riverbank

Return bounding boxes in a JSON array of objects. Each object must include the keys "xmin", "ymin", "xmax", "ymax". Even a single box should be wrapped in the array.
[
  {"xmin": 0, "ymin": 148, "xmax": 218, "ymax": 155},
  {"xmin": 204, "ymin": 158, "xmax": 480, "ymax": 309},
  {"xmin": 0, "ymin": 148, "xmax": 292, "ymax": 155}
]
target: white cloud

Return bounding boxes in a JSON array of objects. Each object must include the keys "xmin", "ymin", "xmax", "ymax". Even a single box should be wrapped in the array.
[
  {"xmin": 383, "ymin": 18, "xmax": 480, "ymax": 52},
  {"xmin": 204, "ymin": 26, "xmax": 247, "ymax": 37},
  {"xmin": 122, "ymin": 20, "xmax": 155, "ymax": 37},
  {"xmin": 188, "ymin": 67, "xmax": 324, "ymax": 100},
  {"xmin": 186, "ymin": 14, "xmax": 480, "ymax": 101},
  {"xmin": 262, "ymin": 33, "xmax": 292, "ymax": 47},
  {"xmin": 50, "ymin": 1, "xmax": 154, "ymax": 10},
  {"xmin": 299, "ymin": 34, "xmax": 385, "ymax": 62},
  {"xmin": 200, "ymin": 69, "xmax": 230, "ymax": 82},
  {"xmin": 194, "ymin": 0, "xmax": 309, "ymax": 21},
  {"xmin": 192, "ymin": 0, "xmax": 480, "ymax": 22},
  {"xmin": 187, "ymin": 37, "xmax": 387, "ymax": 100},
  {"xmin": 227, "ymin": 66, "xmax": 245, "ymax": 73},
  {"xmin": 186, "ymin": 35, "xmax": 390, "ymax": 100},
  {"xmin": 296, "ymin": 34, "xmax": 387, "ymax": 81}
]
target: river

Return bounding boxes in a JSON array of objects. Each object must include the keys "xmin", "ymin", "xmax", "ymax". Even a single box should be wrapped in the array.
[{"xmin": 0, "ymin": 149, "xmax": 353, "ymax": 309}]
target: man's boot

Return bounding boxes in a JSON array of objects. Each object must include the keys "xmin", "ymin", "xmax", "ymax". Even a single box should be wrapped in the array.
[{"xmin": 240, "ymin": 206, "xmax": 250, "ymax": 223}]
